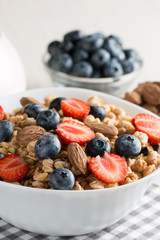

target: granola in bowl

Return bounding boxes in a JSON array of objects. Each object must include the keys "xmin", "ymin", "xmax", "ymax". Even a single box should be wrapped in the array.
[{"xmin": 0, "ymin": 94, "xmax": 160, "ymax": 190}]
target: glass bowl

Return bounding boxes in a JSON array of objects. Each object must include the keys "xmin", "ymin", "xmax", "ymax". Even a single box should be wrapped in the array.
[{"xmin": 43, "ymin": 54, "xmax": 143, "ymax": 97}]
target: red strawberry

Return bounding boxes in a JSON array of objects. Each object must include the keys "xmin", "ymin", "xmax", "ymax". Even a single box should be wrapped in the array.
[
  {"xmin": 61, "ymin": 98, "xmax": 90, "ymax": 120},
  {"xmin": 89, "ymin": 152, "xmax": 127, "ymax": 183},
  {"xmin": 0, "ymin": 154, "xmax": 28, "ymax": 181},
  {"xmin": 56, "ymin": 120, "xmax": 95, "ymax": 145},
  {"xmin": 133, "ymin": 113, "xmax": 160, "ymax": 144},
  {"xmin": 0, "ymin": 105, "xmax": 5, "ymax": 121}
]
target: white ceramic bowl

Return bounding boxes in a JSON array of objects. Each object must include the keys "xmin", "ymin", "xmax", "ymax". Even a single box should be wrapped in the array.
[{"xmin": 0, "ymin": 87, "xmax": 159, "ymax": 236}]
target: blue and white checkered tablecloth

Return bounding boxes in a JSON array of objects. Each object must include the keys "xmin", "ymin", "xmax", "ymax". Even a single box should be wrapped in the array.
[{"xmin": 0, "ymin": 184, "xmax": 160, "ymax": 240}]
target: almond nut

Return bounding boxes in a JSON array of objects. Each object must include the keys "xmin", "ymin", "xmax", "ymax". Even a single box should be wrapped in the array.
[
  {"xmin": 67, "ymin": 143, "xmax": 88, "ymax": 174},
  {"xmin": 124, "ymin": 91, "xmax": 142, "ymax": 105},
  {"xmin": 85, "ymin": 122, "xmax": 118, "ymax": 136},
  {"xmin": 20, "ymin": 97, "xmax": 46, "ymax": 108},
  {"xmin": 142, "ymin": 104, "xmax": 158, "ymax": 114},
  {"xmin": 135, "ymin": 82, "xmax": 146, "ymax": 95},
  {"xmin": 16, "ymin": 126, "xmax": 46, "ymax": 146},
  {"xmin": 140, "ymin": 82, "xmax": 160, "ymax": 105}
]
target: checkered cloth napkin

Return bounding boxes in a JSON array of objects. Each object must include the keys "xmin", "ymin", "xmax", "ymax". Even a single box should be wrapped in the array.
[{"xmin": 0, "ymin": 184, "xmax": 160, "ymax": 240}]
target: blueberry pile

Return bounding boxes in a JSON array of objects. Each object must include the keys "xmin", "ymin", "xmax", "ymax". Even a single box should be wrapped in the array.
[{"xmin": 47, "ymin": 30, "xmax": 141, "ymax": 78}]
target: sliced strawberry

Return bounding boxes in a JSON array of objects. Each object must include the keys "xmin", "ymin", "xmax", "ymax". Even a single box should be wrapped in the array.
[
  {"xmin": 133, "ymin": 113, "xmax": 160, "ymax": 144},
  {"xmin": 89, "ymin": 152, "xmax": 127, "ymax": 183},
  {"xmin": 0, "ymin": 105, "xmax": 5, "ymax": 121},
  {"xmin": 0, "ymin": 154, "xmax": 28, "ymax": 181},
  {"xmin": 61, "ymin": 98, "xmax": 90, "ymax": 120},
  {"xmin": 56, "ymin": 120, "xmax": 95, "ymax": 145}
]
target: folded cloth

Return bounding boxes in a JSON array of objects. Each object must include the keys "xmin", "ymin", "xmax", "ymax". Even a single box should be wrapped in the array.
[{"xmin": 0, "ymin": 184, "xmax": 160, "ymax": 240}]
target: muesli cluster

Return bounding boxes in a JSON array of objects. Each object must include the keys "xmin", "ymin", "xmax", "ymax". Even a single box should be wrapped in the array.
[{"xmin": 0, "ymin": 94, "xmax": 160, "ymax": 190}]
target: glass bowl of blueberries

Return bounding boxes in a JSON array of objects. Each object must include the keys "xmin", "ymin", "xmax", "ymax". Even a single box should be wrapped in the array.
[{"xmin": 43, "ymin": 30, "xmax": 142, "ymax": 96}]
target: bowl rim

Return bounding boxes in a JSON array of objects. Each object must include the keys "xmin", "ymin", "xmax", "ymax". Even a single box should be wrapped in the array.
[
  {"xmin": 43, "ymin": 53, "xmax": 143, "ymax": 84},
  {"xmin": 0, "ymin": 86, "xmax": 159, "ymax": 194}
]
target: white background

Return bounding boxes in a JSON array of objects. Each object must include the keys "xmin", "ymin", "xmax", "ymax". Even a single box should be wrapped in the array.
[{"xmin": 0, "ymin": 0, "xmax": 160, "ymax": 89}]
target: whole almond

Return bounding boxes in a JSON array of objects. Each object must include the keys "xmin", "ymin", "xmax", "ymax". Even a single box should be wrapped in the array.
[
  {"xmin": 85, "ymin": 122, "xmax": 118, "ymax": 136},
  {"xmin": 135, "ymin": 82, "xmax": 147, "ymax": 95},
  {"xmin": 16, "ymin": 126, "xmax": 46, "ymax": 146},
  {"xmin": 140, "ymin": 82, "xmax": 160, "ymax": 105},
  {"xmin": 124, "ymin": 91, "xmax": 142, "ymax": 105},
  {"xmin": 142, "ymin": 104, "xmax": 158, "ymax": 114},
  {"xmin": 67, "ymin": 143, "xmax": 88, "ymax": 174},
  {"xmin": 20, "ymin": 97, "xmax": 46, "ymax": 108}
]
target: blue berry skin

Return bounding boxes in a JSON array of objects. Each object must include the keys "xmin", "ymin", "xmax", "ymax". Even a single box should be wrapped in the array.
[
  {"xmin": 48, "ymin": 41, "xmax": 62, "ymax": 57},
  {"xmin": 0, "ymin": 152, "xmax": 4, "ymax": 159},
  {"xmin": 108, "ymin": 35, "xmax": 122, "ymax": 47},
  {"xmin": 49, "ymin": 53, "xmax": 73, "ymax": 73},
  {"xmin": 72, "ymin": 61, "xmax": 93, "ymax": 77},
  {"xmin": 49, "ymin": 168, "xmax": 75, "ymax": 190},
  {"xmin": 80, "ymin": 33, "xmax": 104, "ymax": 52},
  {"xmin": 89, "ymin": 105, "xmax": 106, "ymax": 121},
  {"xmin": 62, "ymin": 41, "xmax": 74, "ymax": 52},
  {"xmin": 0, "ymin": 120, "xmax": 14, "ymax": 142},
  {"xmin": 92, "ymin": 70, "xmax": 102, "ymax": 78},
  {"xmin": 115, "ymin": 134, "xmax": 141, "ymax": 158},
  {"xmin": 64, "ymin": 30, "xmax": 85, "ymax": 42},
  {"xmin": 35, "ymin": 134, "xmax": 61, "ymax": 160},
  {"xmin": 36, "ymin": 109, "xmax": 60, "ymax": 130},
  {"xmin": 86, "ymin": 137, "xmax": 111, "ymax": 157},
  {"xmin": 103, "ymin": 37, "xmax": 125, "ymax": 61},
  {"xmin": 103, "ymin": 59, "xmax": 124, "ymax": 77},
  {"xmin": 91, "ymin": 49, "xmax": 111, "ymax": 68},
  {"xmin": 49, "ymin": 97, "xmax": 66, "ymax": 111},
  {"xmin": 23, "ymin": 103, "xmax": 45, "ymax": 119},
  {"xmin": 122, "ymin": 58, "xmax": 140, "ymax": 74},
  {"xmin": 72, "ymin": 49, "xmax": 88, "ymax": 62},
  {"xmin": 124, "ymin": 49, "xmax": 141, "ymax": 61}
]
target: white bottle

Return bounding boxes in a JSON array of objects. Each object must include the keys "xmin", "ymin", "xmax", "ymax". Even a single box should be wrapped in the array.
[{"xmin": 0, "ymin": 31, "xmax": 26, "ymax": 97}]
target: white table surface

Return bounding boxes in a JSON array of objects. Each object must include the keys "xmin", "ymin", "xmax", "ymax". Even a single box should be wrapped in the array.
[{"xmin": 0, "ymin": 0, "xmax": 160, "ymax": 184}]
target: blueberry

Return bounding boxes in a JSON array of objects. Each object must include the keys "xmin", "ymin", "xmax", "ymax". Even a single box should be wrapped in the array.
[
  {"xmin": 62, "ymin": 40, "xmax": 74, "ymax": 52},
  {"xmin": 0, "ymin": 152, "xmax": 4, "ymax": 159},
  {"xmin": 49, "ymin": 53, "xmax": 73, "ymax": 73},
  {"xmin": 80, "ymin": 33, "xmax": 104, "ymax": 52},
  {"xmin": 92, "ymin": 70, "xmax": 102, "ymax": 78},
  {"xmin": 72, "ymin": 61, "xmax": 93, "ymax": 77},
  {"xmin": 141, "ymin": 147, "xmax": 148, "ymax": 156},
  {"xmin": 23, "ymin": 103, "xmax": 45, "ymax": 119},
  {"xmin": 49, "ymin": 97, "xmax": 66, "ymax": 111},
  {"xmin": 103, "ymin": 37, "xmax": 125, "ymax": 61},
  {"xmin": 35, "ymin": 134, "xmax": 61, "ymax": 160},
  {"xmin": 64, "ymin": 30, "xmax": 85, "ymax": 42},
  {"xmin": 86, "ymin": 137, "xmax": 111, "ymax": 157},
  {"xmin": 36, "ymin": 109, "xmax": 60, "ymax": 130},
  {"xmin": 151, "ymin": 144, "xmax": 159, "ymax": 152},
  {"xmin": 49, "ymin": 168, "xmax": 75, "ymax": 190},
  {"xmin": 122, "ymin": 58, "xmax": 140, "ymax": 74},
  {"xmin": 48, "ymin": 41, "xmax": 62, "ymax": 57},
  {"xmin": 72, "ymin": 49, "xmax": 88, "ymax": 62},
  {"xmin": 103, "ymin": 59, "xmax": 124, "ymax": 77},
  {"xmin": 124, "ymin": 49, "xmax": 141, "ymax": 61},
  {"xmin": 108, "ymin": 34, "xmax": 122, "ymax": 46},
  {"xmin": 115, "ymin": 134, "xmax": 141, "ymax": 158},
  {"xmin": 0, "ymin": 120, "xmax": 13, "ymax": 142},
  {"xmin": 89, "ymin": 105, "xmax": 106, "ymax": 121},
  {"xmin": 90, "ymin": 49, "xmax": 111, "ymax": 68}
]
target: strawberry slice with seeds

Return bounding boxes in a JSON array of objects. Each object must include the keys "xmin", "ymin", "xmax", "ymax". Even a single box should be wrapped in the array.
[
  {"xmin": 0, "ymin": 154, "xmax": 28, "ymax": 181},
  {"xmin": 61, "ymin": 98, "xmax": 90, "ymax": 120},
  {"xmin": 0, "ymin": 105, "xmax": 5, "ymax": 121},
  {"xmin": 89, "ymin": 152, "xmax": 127, "ymax": 183},
  {"xmin": 133, "ymin": 113, "xmax": 160, "ymax": 144},
  {"xmin": 56, "ymin": 120, "xmax": 95, "ymax": 145}
]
